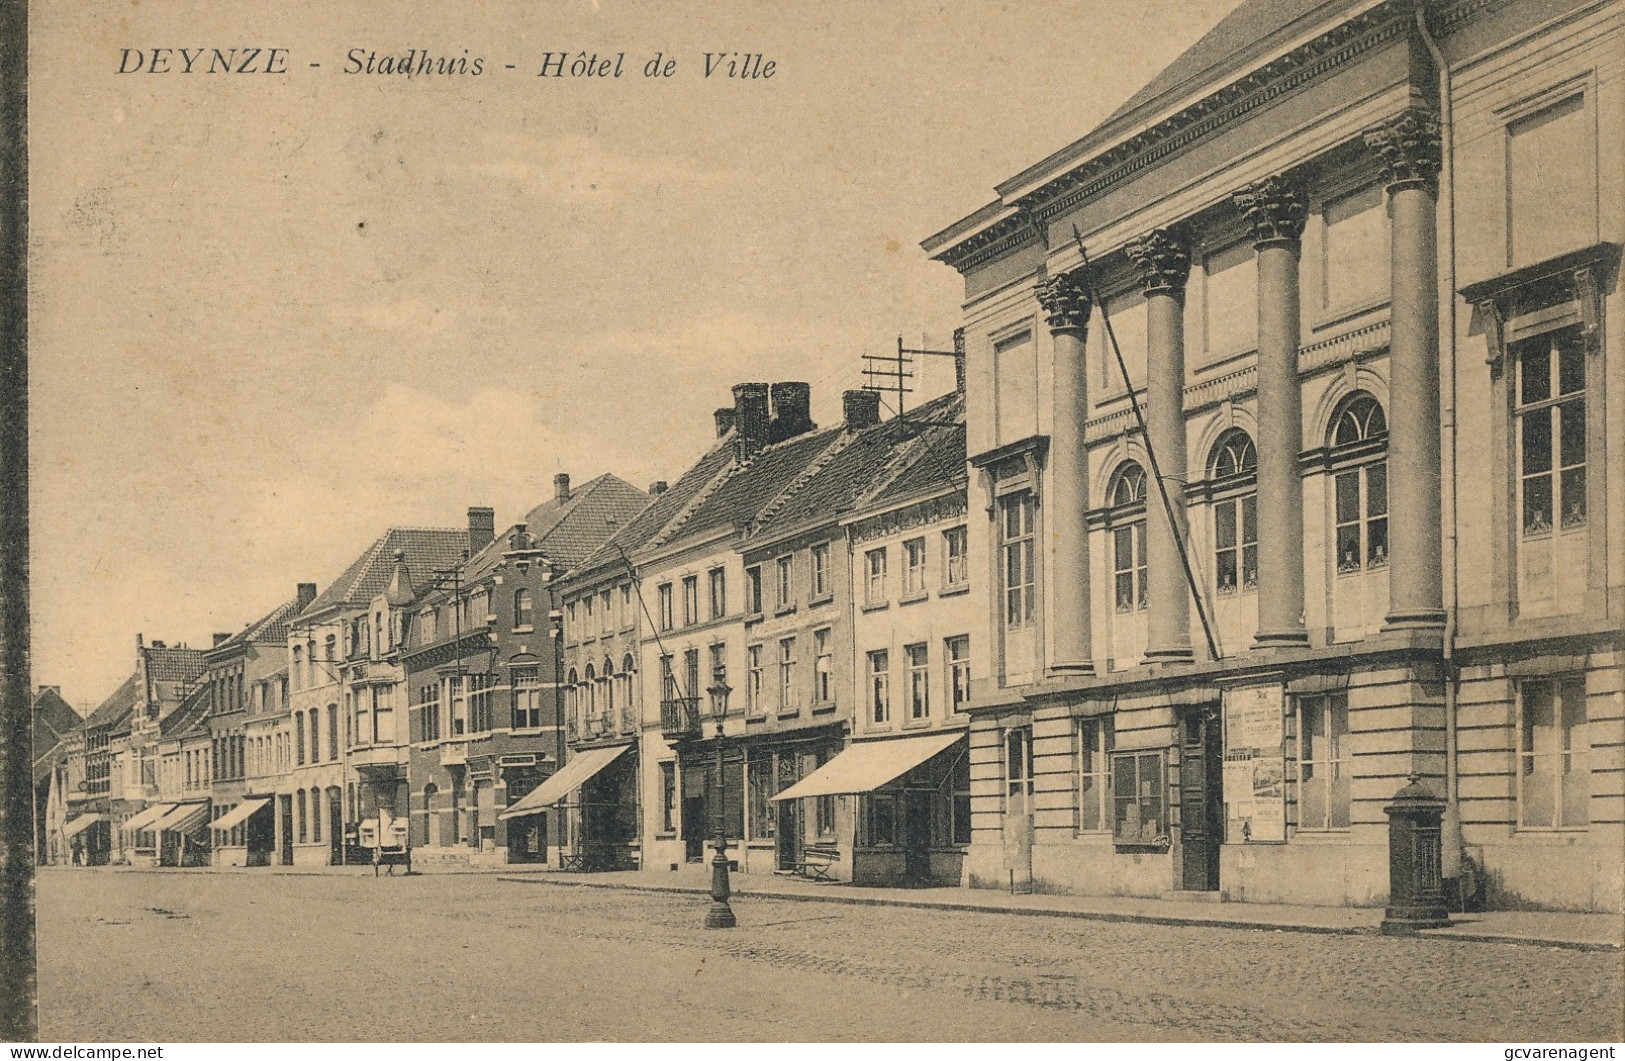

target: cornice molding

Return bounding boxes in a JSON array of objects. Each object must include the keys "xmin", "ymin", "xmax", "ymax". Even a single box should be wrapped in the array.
[{"xmin": 935, "ymin": 3, "xmax": 1410, "ymax": 274}]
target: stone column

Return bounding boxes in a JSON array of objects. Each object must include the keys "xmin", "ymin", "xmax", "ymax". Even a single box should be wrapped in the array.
[
  {"xmin": 1234, "ymin": 176, "xmax": 1310, "ymax": 647},
  {"xmin": 1035, "ymin": 271, "xmax": 1094, "ymax": 675},
  {"xmin": 1126, "ymin": 228, "xmax": 1194, "ymax": 663},
  {"xmin": 1364, "ymin": 109, "xmax": 1446, "ymax": 631}
]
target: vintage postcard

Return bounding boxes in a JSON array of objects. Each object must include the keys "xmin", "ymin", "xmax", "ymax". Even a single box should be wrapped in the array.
[{"xmin": 11, "ymin": 0, "xmax": 1624, "ymax": 1046}]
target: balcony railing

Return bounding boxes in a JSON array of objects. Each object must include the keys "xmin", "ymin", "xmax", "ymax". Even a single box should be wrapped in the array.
[{"xmin": 659, "ymin": 697, "xmax": 702, "ymax": 741}]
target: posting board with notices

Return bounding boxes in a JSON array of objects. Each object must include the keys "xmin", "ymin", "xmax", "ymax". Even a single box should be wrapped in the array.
[{"xmin": 1222, "ymin": 683, "xmax": 1286, "ymax": 843}]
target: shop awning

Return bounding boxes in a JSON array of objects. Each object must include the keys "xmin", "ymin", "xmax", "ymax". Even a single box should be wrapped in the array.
[
  {"xmin": 209, "ymin": 798, "xmax": 270, "ymax": 834},
  {"xmin": 154, "ymin": 802, "xmax": 211, "ymax": 835},
  {"xmin": 499, "ymin": 745, "xmax": 627, "ymax": 821},
  {"xmin": 62, "ymin": 814, "xmax": 107, "ymax": 838},
  {"xmin": 122, "ymin": 804, "xmax": 173, "ymax": 834},
  {"xmin": 772, "ymin": 731, "xmax": 964, "ymax": 801}
]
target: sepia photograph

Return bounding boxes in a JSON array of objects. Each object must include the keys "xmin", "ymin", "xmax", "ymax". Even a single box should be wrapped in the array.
[{"xmin": 4, "ymin": 0, "xmax": 1623, "ymax": 1046}]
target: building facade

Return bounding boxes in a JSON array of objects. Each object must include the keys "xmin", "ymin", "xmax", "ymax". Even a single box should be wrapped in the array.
[{"xmin": 922, "ymin": 0, "xmax": 1623, "ymax": 910}]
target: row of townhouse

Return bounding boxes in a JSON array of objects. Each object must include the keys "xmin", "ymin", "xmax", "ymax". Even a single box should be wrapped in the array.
[{"xmin": 37, "ymin": 0, "xmax": 1623, "ymax": 912}]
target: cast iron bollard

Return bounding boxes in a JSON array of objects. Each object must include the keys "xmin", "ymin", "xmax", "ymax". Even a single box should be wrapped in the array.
[{"xmin": 1380, "ymin": 774, "xmax": 1450, "ymax": 934}]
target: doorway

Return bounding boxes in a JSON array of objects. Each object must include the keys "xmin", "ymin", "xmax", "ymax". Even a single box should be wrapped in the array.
[
  {"xmin": 903, "ymin": 790, "xmax": 932, "ymax": 881},
  {"xmin": 1179, "ymin": 706, "xmax": 1223, "ymax": 891},
  {"xmin": 278, "ymin": 794, "xmax": 294, "ymax": 865}
]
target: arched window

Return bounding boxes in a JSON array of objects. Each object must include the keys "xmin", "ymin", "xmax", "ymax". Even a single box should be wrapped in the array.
[
  {"xmin": 1106, "ymin": 461, "xmax": 1148, "ymax": 613},
  {"xmin": 602, "ymin": 658, "xmax": 616, "ymax": 719},
  {"xmin": 1329, "ymin": 393, "xmax": 1388, "ymax": 574},
  {"xmin": 1208, "ymin": 429, "xmax": 1258, "ymax": 596},
  {"xmin": 619, "ymin": 654, "xmax": 636, "ymax": 717},
  {"xmin": 513, "ymin": 588, "xmax": 533, "ymax": 629},
  {"xmin": 565, "ymin": 668, "xmax": 579, "ymax": 724},
  {"xmin": 584, "ymin": 664, "xmax": 597, "ymax": 719},
  {"xmin": 422, "ymin": 783, "xmax": 438, "ymax": 847}
]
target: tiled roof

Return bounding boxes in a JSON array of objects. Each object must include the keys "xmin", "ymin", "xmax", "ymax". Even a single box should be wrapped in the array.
[
  {"xmin": 144, "ymin": 645, "xmax": 206, "ymax": 683},
  {"xmin": 31, "ymin": 687, "xmax": 81, "ymax": 751},
  {"xmin": 85, "ymin": 674, "xmax": 139, "ymax": 732},
  {"xmin": 528, "ymin": 475, "xmax": 650, "ymax": 570},
  {"xmin": 1104, "ymin": 0, "xmax": 1333, "ymax": 126},
  {"xmin": 659, "ymin": 427, "xmax": 843, "ymax": 549},
  {"xmin": 750, "ymin": 392, "xmax": 964, "ymax": 543},
  {"xmin": 216, "ymin": 596, "xmax": 302, "ymax": 652},
  {"xmin": 159, "ymin": 684, "xmax": 212, "ymax": 740},
  {"xmin": 864, "ymin": 398, "xmax": 967, "ymax": 509},
  {"xmin": 302, "ymin": 527, "xmax": 470, "ymax": 616},
  {"xmin": 571, "ymin": 440, "xmax": 739, "ymax": 577}
]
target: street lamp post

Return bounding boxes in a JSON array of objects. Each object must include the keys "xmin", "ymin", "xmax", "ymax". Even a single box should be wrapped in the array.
[{"xmin": 704, "ymin": 664, "xmax": 736, "ymax": 929}]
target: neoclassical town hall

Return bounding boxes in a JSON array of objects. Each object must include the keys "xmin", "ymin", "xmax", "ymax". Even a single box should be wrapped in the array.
[{"xmin": 922, "ymin": 0, "xmax": 1621, "ymax": 909}]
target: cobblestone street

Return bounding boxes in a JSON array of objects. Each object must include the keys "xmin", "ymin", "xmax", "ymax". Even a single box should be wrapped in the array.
[{"xmin": 37, "ymin": 869, "xmax": 1624, "ymax": 1042}]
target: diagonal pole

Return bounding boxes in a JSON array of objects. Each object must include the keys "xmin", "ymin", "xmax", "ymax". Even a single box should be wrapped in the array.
[{"xmin": 1073, "ymin": 225, "xmax": 1220, "ymax": 661}]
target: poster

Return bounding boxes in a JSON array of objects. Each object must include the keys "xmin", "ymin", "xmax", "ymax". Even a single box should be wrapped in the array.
[{"xmin": 1222, "ymin": 682, "xmax": 1286, "ymax": 843}]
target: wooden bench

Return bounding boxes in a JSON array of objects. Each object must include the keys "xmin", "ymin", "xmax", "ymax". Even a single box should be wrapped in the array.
[{"xmin": 795, "ymin": 844, "xmax": 841, "ymax": 882}]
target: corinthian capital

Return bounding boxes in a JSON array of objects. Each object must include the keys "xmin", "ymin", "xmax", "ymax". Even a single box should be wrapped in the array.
[
  {"xmin": 1234, "ymin": 176, "xmax": 1308, "ymax": 247},
  {"xmin": 1125, "ymin": 227, "xmax": 1192, "ymax": 295},
  {"xmin": 1363, "ymin": 107, "xmax": 1442, "ymax": 190},
  {"xmin": 1036, "ymin": 271, "xmax": 1092, "ymax": 336}
]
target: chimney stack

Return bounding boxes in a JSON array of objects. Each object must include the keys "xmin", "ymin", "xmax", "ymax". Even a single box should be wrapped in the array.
[
  {"xmin": 150, "ymin": 640, "xmax": 166, "ymax": 650},
  {"xmin": 768, "ymin": 382, "xmax": 814, "ymax": 443},
  {"xmin": 554, "ymin": 473, "xmax": 572, "ymax": 502},
  {"xmin": 296, "ymin": 583, "xmax": 318, "ymax": 611},
  {"xmin": 842, "ymin": 389, "xmax": 882, "ymax": 430},
  {"xmin": 212, "ymin": 633, "xmax": 231, "ymax": 647},
  {"xmin": 467, "ymin": 506, "xmax": 496, "ymax": 554},
  {"xmin": 732, "ymin": 382, "xmax": 770, "ymax": 459},
  {"xmin": 953, "ymin": 327, "xmax": 967, "ymax": 394},
  {"xmin": 713, "ymin": 407, "xmax": 736, "ymax": 438},
  {"xmin": 648, "ymin": 480, "xmax": 668, "ymax": 496}
]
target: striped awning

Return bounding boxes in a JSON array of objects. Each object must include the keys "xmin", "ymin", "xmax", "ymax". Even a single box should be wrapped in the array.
[
  {"xmin": 209, "ymin": 798, "xmax": 270, "ymax": 834},
  {"xmin": 154, "ymin": 802, "xmax": 211, "ymax": 835},
  {"xmin": 62, "ymin": 814, "xmax": 107, "ymax": 838},
  {"xmin": 499, "ymin": 745, "xmax": 626, "ymax": 821},
  {"xmin": 122, "ymin": 803, "xmax": 173, "ymax": 834},
  {"xmin": 772, "ymin": 732, "xmax": 963, "ymax": 801}
]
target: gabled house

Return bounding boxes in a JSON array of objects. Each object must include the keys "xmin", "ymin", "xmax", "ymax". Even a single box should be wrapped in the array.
[
  {"xmin": 402, "ymin": 474, "xmax": 648, "ymax": 868},
  {"xmin": 32, "ymin": 686, "xmax": 81, "ymax": 865}
]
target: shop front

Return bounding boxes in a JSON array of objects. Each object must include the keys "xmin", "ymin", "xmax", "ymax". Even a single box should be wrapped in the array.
[{"xmin": 499, "ymin": 743, "xmax": 635, "ymax": 870}]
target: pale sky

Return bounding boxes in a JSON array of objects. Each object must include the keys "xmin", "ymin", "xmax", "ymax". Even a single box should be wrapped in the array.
[{"xmin": 28, "ymin": 0, "xmax": 1243, "ymax": 712}]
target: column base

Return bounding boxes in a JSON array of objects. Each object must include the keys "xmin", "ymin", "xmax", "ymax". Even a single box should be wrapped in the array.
[
  {"xmin": 1252, "ymin": 629, "xmax": 1309, "ymax": 650},
  {"xmin": 1382, "ymin": 609, "xmax": 1447, "ymax": 632},
  {"xmin": 1048, "ymin": 661, "xmax": 1097, "ymax": 678},
  {"xmin": 1143, "ymin": 647, "xmax": 1194, "ymax": 665}
]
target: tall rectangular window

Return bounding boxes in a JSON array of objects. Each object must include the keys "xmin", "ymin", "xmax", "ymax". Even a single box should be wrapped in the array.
[
  {"xmin": 619, "ymin": 584, "xmax": 633, "ymax": 628},
  {"xmin": 864, "ymin": 548, "xmax": 888, "ymax": 605},
  {"xmin": 295, "ymin": 712, "xmax": 306, "ymax": 765},
  {"xmin": 1113, "ymin": 522, "xmax": 1148, "ymax": 612},
  {"xmin": 1214, "ymin": 494, "xmax": 1258, "ymax": 596},
  {"xmin": 1298, "ymin": 693, "xmax": 1351, "ymax": 831},
  {"xmin": 1515, "ymin": 326, "xmax": 1587, "ymax": 537},
  {"xmin": 946, "ymin": 635, "xmax": 971, "ymax": 713},
  {"xmin": 708, "ymin": 567, "xmax": 727, "ymax": 620},
  {"xmin": 812, "ymin": 628, "xmax": 833, "ymax": 704},
  {"xmin": 1077, "ymin": 717, "xmax": 1112, "ymax": 833},
  {"xmin": 903, "ymin": 538, "xmax": 927, "ymax": 596},
  {"xmin": 810, "ymin": 543, "xmax": 830, "ymax": 599},
  {"xmin": 660, "ymin": 761, "xmax": 677, "ymax": 833},
  {"xmin": 777, "ymin": 637, "xmax": 797, "ymax": 712},
  {"xmin": 1004, "ymin": 727, "xmax": 1033, "ymax": 807},
  {"xmin": 951, "ymin": 753, "xmax": 972, "ymax": 846},
  {"xmin": 745, "ymin": 566, "xmax": 763, "ymax": 615},
  {"xmin": 1335, "ymin": 463, "xmax": 1389, "ymax": 574},
  {"xmin": 745, "ymin": 645, "xmax": 764, "ymax": 716},
  {"xmin": 681, "ymin": 576, "xmax": 700, "ymax": 627},
  {"xmin": 684, "ymin": 650, "xmax": 701, "ymax": 709},
  {"xmin": 1001, "ymin": 494, "xmax": 1036, "ymax": 627},
  {"xmin": 943, "ymin": 526, "xmax": 968, "ymax": 588},
  {"xmin": 994, "ymin": 330, "xmax": 1038, "ymax": 442},
  {"xmin": 1111, "ymin": 750, "xmax": 1165, "ymax": 845},
  {"xmin": 748, "ymin": 755, "xmax": 776, "ymax": 841},
  {"xmin": 775, "ymin": 556, "xmax": 794, "ymax": 609},
  {"xmin": 1518, "ymin": 676, "xmax": 1589, "ymax": 830},
  {"xmin": 419, "ymin": 682, "xmax": 441, "ymax": 742},
  {"xmin": 512, "ymin": 667, "xmax": 544, "ymax": 730},
  {"xmin": 906, "ymin": 643, "xmax": 929, "ymax": 720},
  {"xmin": 1508, "ymin": 94, "xmax": 1594, "ymax": 267},
  {"xmin": 657, "ymin": 583, "xmax": 674, "ymax": 632},
  {"xmin": 868, "ymin": 650, "xmax": 890, "ymax": 724},
  {"xmin": 599, "ymin": 589, "xmax": 612, "ymax": 634}
]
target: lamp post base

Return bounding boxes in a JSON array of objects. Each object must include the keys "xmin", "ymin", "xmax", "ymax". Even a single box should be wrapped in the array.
[
  {"xmin": 704, "ymin": 900, "xmax": 737, "ymax": 929},
  {"xmin": 706, "ymin": 842, "xmax": 736, "ymax": 929}
]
